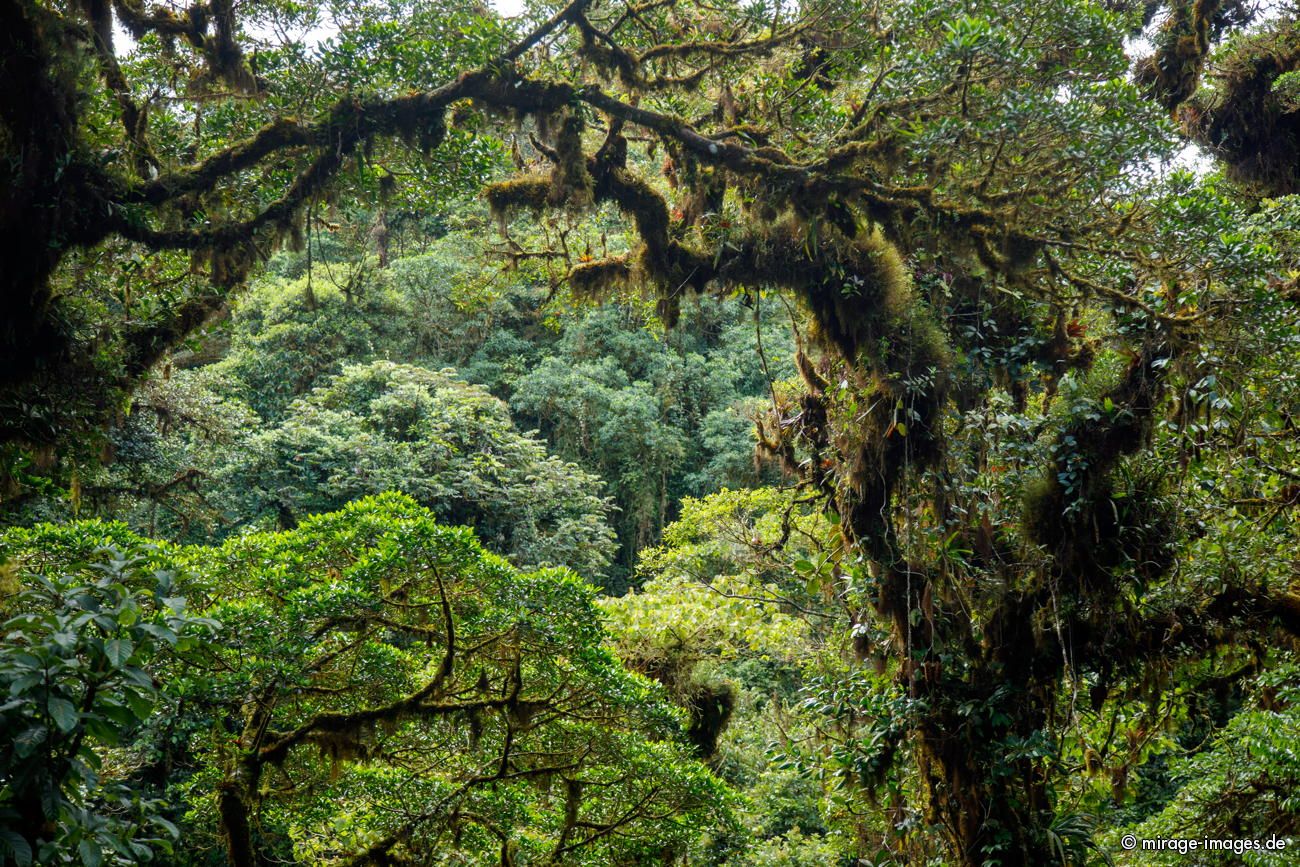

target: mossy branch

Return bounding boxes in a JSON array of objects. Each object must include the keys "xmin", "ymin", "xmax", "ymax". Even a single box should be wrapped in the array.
[{"xmin": 257, "ymin": 665, "xmax": 522, "ymax": 767}]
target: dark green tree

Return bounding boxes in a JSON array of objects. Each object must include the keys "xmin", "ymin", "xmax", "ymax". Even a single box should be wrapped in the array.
[
  {"xmin": 225, "ymin": 360, "xmax": 617, "ymax": 580},
  {"xmin": 0, "ymin": 540, "xmax": 216, "ymax": 864}
]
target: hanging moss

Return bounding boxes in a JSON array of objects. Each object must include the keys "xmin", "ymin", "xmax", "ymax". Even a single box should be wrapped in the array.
[
  {"xmin": 1022, "ymin": 351, "xmax": 1171, "ymax": 593},
  {"xmin": 548, "ymin": 110, "xmax": 593, "ymax": 208},
  {"xmin": 679, "ymin": 163, "xmax": 727, "ymax": 225},
  {"xmin": 568, "ymin": 256, "xmax": 632, "ymax": 299},
  {"xmin": 684, "ymin": 680, "xmax": 736, "ymax": 758},
  {"xmin": 1025, "ymin": 463, "xmax": 1176, "ymax": 588},
  {"xmin": 1183, "ymin": 17, "xmax": 1300, "ymax": 195},
  {"xmin": 1021, "ymin": 475, "xmax": 1069, "ymax": 552},
  {"xmin": 656, "ymin": 293, "xmax": 682, "ymax": 328},
  {"xmin": 768, "ymin": 219, "xmax": 949, "ymax": 436},
  {"xmin": 448, "ymin": 100, "xmax": 480, "ymax": 130},
  {"xmin": 721, "ymin": 218, "xmax": 913, "ymax": 365},
  {"xmin": 483, "ymin": 175, "xmax": 551, "ymax": 222},
  {"xmin": 606, "ymin": 168, "xmax": 673, "ymax": 262},
  {"xmin": 1133, "ymin": 0, "xmax": 1237, "ymax": 110}
]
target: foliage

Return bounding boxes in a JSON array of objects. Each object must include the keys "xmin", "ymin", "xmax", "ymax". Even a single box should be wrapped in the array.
[
  {"xmin": 1, "ymin": 496, "xmax": 731, "ymax": 865},
  {"xmin": 601, "ymin": 488, "xmax": 876, "ymax": 863},
  {"xmin": 4, "ymin": 0, "xmax": 1300, "ymax": 862},
  {"xmin": 509, "ymin": 301, "xmax": 792, "ymax": 575},
  {"xmin": 11, "ymin": 234, "xmax": 791, "ymax": 583},
  {"xmin": 1109, "ymin": 662, "xmax": 1300, "ymax": 865},
  {"xmin": 0, "ymin": 545, "xmax": 216, "ymax": 865},
  {"xmin": 223, "ymin": 360, "xmax": 618, "ymax": 580},
  {"xmin": 1183, "ymin": 15, "xmax": 1300, "ymax": 196},
  {"xmin": 209, "ymin": 275, "xmax": 414, "ymax": 422}
]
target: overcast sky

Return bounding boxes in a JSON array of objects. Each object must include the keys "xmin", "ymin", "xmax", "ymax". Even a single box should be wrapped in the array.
[{"xmin": 114, "ymin": 0, "xmax": 528, "ymax": 57}]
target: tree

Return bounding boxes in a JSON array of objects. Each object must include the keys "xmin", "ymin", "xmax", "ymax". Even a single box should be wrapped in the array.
[
  {"xmin": 601, "ymin": 488, "xmax": 817, "ymax": 753},
  {"xmin": 1111, "ymin": 663, "xmax": 1300, "ymax": 865},
  {"xmin": 0, "ymin": 535, "xmax": 216, "ymax": 864},
  {"xmin": 206, "ymin": 274, "xmax": 414, "ymax": 422},
  {"xmin": 510, "ymin": 301, "xmax": 790, "ymax": 574},
  {"xmin": 1137, "ymin": 5, "xmax": 1299, "ymax": 196},
  {"xmin": 6, "ymin": 237, "xmax": 782, "ymax": 581},
  {"xmin": 6, "ymin": 0, "xmax": 1300, "ymax": 861},
  {"xmin": 469, "ymin": 4, "xmax": 1300, "ymax": 860},
  {"xmin": 225, "ymin": 360, "xmax": 617, "ymax": 580},
  {"xmin": 600, "ymin": 488, "xmax": 861, "ymax": 863},
  {"xmin": 1, "ymin": 495, "xmax": 731, "ymax": 865},
  {"xmin": 616, "ymin": 485, "xmax": 1000, "ymax": 864}
]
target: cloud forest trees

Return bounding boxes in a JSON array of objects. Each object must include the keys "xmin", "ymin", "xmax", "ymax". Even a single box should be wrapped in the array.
[
  {"xmin": 0, "ymin": 0, "xmax": 1247, "ymax": 446},
  {"xmin": 4, "ymin": 0, "xmax": 1300, "ymax": 863},
  {"xmin": 229, "ymin": 360, "xmax": 617, "ymax": 579},
  {"xmin": 6, "ymin": 243, "xmax": 784, "ymax": 582},
  {"xmin": 508, "ymin": 303, "xmax": 790, "ymax": 573},
  {"xmin": 1, "ymin": 496, "xmax": 729, "ymax": 865}
]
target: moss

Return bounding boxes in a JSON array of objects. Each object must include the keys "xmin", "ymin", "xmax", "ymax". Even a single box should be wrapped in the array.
[
  {"xmin": 285, "ymin": 218, "xmax": 305, "ymax": 253},
  {"xmin": 1183, "ymin": 17, "xmax": 1300, "ymax": 195},
  {"xmin": 1134, "ymin": 0, "xmax": 1221, "ymax": 109},
  {"xmin": 679, "ymin": 164, "xmax": 726, "ymax": 225},
  {"xmin": 1024, "ymin": 463, "xmax": 1176, "ymax": 596},
  {"xmin": 483, "ymin": 175, "xmax": 551, "ymax": 222},
  {"xmin": 448, "ymin": 100, "xmax": 479, "ymax": 130},
  {"xmin": 1111, "ymin": 468, "xmax": 1178, "ymax": 584},
  {"xmin": 721, "ymin": 217, "xmax": 913, "ymax": 366},
  {"xmin": 656, "ymin": 293, "xmax": 681, "ymax": 328},
  {"xmin": 707, "ymin": 211, "xmax": 954, "ymax": 558},
  {"xmin": 1021, "ymin": 474, "xmax": 1068, "ymax": 552},
  {"xmin": 568, "ymin": 256, "xmax": 631, "ymax": 299},
  {"xmin": 204, "ymin": 243, "xmax": 255, "ymax": 288},
  {"xmin": 607, "ymin": 168, "xmax": 672, "ymax": 262},
  {"xmin": 1000, "ymin": 232, "xmax": 1042, "ymax": 274},
  {"xmin": 684, "ymin": 680, "xmax": 736, "ymax": 758},
  {"xmin": 547, "ymin": 110, "xmax": 593, "ymax": 208},
  {"xmin": 1023, "ymin": 351, "xmax": 1172, "ymax": 590}
]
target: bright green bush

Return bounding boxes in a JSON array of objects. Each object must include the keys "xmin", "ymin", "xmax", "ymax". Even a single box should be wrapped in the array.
[{"xmin": 1, "ymin": 495, "xmax": 731, "ymax": 865}]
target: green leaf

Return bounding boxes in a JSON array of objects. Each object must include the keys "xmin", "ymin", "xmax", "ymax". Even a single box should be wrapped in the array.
[
  {"xmin": 78, "ymin": 838, "xmax": 102, "ymax": 867},
  {"xmin": 84, "ymin": 718, "xmax": 122, "ymax": 746},
  {"xmin": 48, "ymin": 696, "xmax": 79, "ymax": 732},
  {"xmin": 104, "ymin": 638, "xmax": 134, "ymax": 668},
  {"xmin": 10, "ymin": 652, "xmax": 42, "ymax": 671},
  {"xmin": 9, "ymin": 673, "xmax": 42, "ymax": 695},
  {"xmin": 13, "ymin": 725, "xmax": 47, "ymax": 757},
  {"xmin": 793, "ymin": 559, "xmax": 815, "ymax": 573},
  {"xmin": 139, "ymin": 623, "xmax": 177, "ymax": 646},
  {"xmin": 0, "ymin": 830, "xmax": 32, "ymax": 867},
  {"xmin": 124, "ymin": 689, "xmax": 154, "ymax": 721}
]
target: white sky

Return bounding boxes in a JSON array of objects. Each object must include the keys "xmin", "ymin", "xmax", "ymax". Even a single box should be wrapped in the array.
[{"xmin": 114, "ymin": 0, "xmax": 527, "ymax": 57}]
